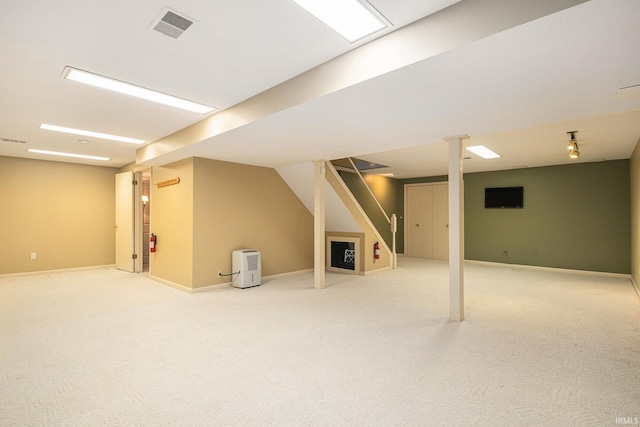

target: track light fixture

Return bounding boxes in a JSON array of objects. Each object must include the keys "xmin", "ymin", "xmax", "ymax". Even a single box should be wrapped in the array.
[{"xmin": 567, "ymin": 131, "xmax": 580, "ymax": 159}]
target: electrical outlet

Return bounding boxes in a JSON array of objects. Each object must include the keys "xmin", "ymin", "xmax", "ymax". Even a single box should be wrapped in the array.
[
  {"xmin": 218, "ymin": 270, "xmax": 222, "ymax": 277},
  {"xmin": 30, "ymin": 252, "xmax": 37, "ymax": 260}
]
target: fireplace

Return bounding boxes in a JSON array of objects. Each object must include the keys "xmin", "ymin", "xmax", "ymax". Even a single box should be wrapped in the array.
[{"xmin": 326, "ymin": 235, "xmax": 360, "ymax": 274}]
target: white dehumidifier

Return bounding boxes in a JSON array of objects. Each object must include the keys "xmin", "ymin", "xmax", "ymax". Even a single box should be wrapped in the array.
[{"xmin": 232, "ymin": 249, "xmax": 261, "ymax": 288}]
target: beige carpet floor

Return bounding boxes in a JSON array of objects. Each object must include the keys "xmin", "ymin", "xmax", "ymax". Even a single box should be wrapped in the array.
[{"xmin": 1, "ymin": 258, "xmax": 639, "ymax": 426}]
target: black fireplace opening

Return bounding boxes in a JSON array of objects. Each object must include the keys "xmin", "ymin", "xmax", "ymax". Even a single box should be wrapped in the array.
[{"xmin": 331, "ymin": 241, "xmax": 355, "ymax": 271}]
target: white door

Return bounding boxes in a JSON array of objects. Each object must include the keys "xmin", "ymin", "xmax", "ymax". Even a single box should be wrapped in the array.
[
  {"xmin": 405, "ymin": 183, "xmax": 448, "ymax": 259},
  {"xmin": 115, "ymin": 171, "xmax": 138, "ymax": 272},
  {"xmin": 406, "ymin": 185, "xmax": 433, "ymax": 258},
  {"xmin": 432, "ymin": 183, "xmax": 449, "ymax": 260}
]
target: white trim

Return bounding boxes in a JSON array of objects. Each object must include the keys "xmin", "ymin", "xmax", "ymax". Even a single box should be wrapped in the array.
[
  {"xmin": 326, "ymin": 235, "xmax": 361, "ymax": 275},
  {"xmin": 149, "ymin": 275, "xmax": 197, "ymax": 293},
  {"xmin": 191, "ymin": 282, "xmax": 233, "ymax": 293},
  {"xmin": 264, "ymin": 268, "xmax": 314, "ymax": 280},
  {"xmin": 465, "ymin": 260, "xmax": 632, "ymax": 280},
  {"xmin": 632, "ymin": 276, "xmax": 640, "ymax": 300},
  {"xmin": 363, "ymin": 265, "xmax": 392, "ymax": 275},
  {"xmin": 151, "ymin": 268, "xmax": 315, "ymax": 293},
  {"xmin": 0, "ymin": 264, "xmax": 116, "ymax": 279}
]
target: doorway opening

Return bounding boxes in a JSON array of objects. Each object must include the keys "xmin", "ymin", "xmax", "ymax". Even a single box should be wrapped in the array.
[{"xmin": 141, "ymin": 172, "xmax": 151, "ymax": 272}]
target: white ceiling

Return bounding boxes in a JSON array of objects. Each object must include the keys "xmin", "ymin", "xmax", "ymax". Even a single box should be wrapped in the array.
[{"xmin": 1, "ymin": 0, "xmax": 639, "ymax": 178}]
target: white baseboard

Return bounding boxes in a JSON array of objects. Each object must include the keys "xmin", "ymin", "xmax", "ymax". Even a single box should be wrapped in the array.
[
  {"xmin": 150, "ymin": 268, "xmax": 315, "ymax": 294},
  {"xmin": 149, "ymin": 275, "xmax": 231, "ymax": 294},
  {"xmin": 465, "ymin": 260, "xmax": 632, "ymax": 280},
  {"xmin": 363, "ymin": 265, "xmax": 392, "ymax": 275},
  {"xmin": 148, "ymin": 275, "xmax": 197, "ymax": 293},
  {"xmin": 0, "ymin": 264, "xmax": 116, "ymax": 279},
  {"xmin": 191, "ymin": 282, "xmax": 233, "ymax": 293},
  {"xmin": 264, "ymin": 268, "xmax": 313, "ymax": 280}
]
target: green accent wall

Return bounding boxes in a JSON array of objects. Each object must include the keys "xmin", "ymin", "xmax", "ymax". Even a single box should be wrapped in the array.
[
  {"xmin": 346, "ymin": 160, "xmax": 630, "ymax": 274},
  {"xmin": 629, "ymin": 141, "xmax": 640, "ymax": 286},
  {"xmin": 465, "ymin": 160, "xmax": 630, "ymax": 274}
]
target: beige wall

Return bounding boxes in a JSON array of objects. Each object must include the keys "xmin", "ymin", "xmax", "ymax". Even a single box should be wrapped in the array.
[
  {"xmin": 192, "ymin": 158, "xmax": 314, "ymax": 288},
  {"xmin": 631, "ymin": 140, "xmax": 640, "ymax": 288},
  {"xmin": 149, "ymin": 158, "xmax": 194, "ymax": 287},
  {"xmin": 119, "ymin": 162, "xmax": 137, "ymax": 173},
  {"xmin": 149, "ymin": 157, "xmax": 314, "ymax": 290},
  {"xmin": 0, "ymin": 156, "xmax": 117, "ymax": 274}
]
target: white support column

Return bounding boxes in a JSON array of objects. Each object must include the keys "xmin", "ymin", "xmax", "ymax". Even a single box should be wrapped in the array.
[
  {"xmin": 444, "ymin": 134, "xmax": 469, "ymax": 321},
  {"xmin": 314, "ymin": 161, "xmax": 326, "ymax": 289}
]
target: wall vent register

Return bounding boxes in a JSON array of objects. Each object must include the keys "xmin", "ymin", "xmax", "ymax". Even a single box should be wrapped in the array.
[{"xmin": 152, "ymin": 8, "xmax": 194, "ymax": 39}]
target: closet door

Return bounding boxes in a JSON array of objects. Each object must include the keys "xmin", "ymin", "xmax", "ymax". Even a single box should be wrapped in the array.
[
  {"xmin": 405, "ymin": 183, "xmax": 448, "ymax": 259},
  {"xmin": 405, "ymin": 185, "xmax": 433, "ymax": 258}
]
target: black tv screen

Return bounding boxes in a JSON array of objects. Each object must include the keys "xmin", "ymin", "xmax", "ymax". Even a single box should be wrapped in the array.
[{"xmin": 485, "ymin": 187, "xmax": 523, "ymax": 208}]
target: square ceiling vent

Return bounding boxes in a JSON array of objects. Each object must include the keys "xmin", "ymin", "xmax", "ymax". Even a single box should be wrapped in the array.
[{"xmin": 151, "ymin": 7, "xmax": 195, "ymax": 39}]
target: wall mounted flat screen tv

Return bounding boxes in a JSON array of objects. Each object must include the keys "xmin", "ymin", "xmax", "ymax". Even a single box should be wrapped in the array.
[{"xmin": 485, "ymin": 186, "xmax": 523, "ymax": 208}]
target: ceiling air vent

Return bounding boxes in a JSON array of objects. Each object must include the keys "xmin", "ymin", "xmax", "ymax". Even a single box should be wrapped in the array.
[
  {"xmin": 1, "ymin": 137, "xmax": 27, "ymax": 144},
  {"xmin": 151, "ymin": 8, "xmax": 194, "ymax": 39}
]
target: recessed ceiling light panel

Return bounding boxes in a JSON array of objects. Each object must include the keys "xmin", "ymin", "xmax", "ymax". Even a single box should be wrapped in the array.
[
  {"xmin": 62, "ymin": 67, "xmax": 215, "ymax": 114},
  {"xmin": 28, "ymin": 149, "xmax": 110, "ymax": 161},
  {"xmin": 290, "ymin": 0, "xmax": 389, "ymax": 43},
  {"xmin": 40, "ymin": 124, "xmax": 145, "ymax": 144},
  {"xmin": 466, "ymin": 145, "xmax": 501, "ymax": 159}
]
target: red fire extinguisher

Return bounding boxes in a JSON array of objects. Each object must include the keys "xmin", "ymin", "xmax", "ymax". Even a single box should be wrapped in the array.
[
  {"xmin": 150, "ymin": 233, "xmax": 157, "ymax": 253},
  {"xmin": 374, "ymin": 241, "xmax": 380, "ymax": 260}
]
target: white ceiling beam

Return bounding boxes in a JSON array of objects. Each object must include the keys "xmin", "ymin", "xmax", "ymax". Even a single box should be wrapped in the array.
[{"xmin": 137, "ymin": 0, "xmax": 589, "ymax": 167}]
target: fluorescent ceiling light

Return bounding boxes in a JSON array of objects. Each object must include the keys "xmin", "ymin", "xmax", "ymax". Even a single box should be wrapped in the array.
[
  {"xmin": 63, "ymin": 67, "xmax": 215, "ymax": 114},
  {"xmin": 290, "ymin": 0, "xmax": 387, "ymax": 43},
  {"xmin": 466, "ymin": 145, "xmax": 501, "ymax": 159},
  {"xmin": 28, "ymin": 149, "xmax": 110, "ymax": 161},
  {"xmin": 40, "ymin": 124, "xmax": 145, "ymax": 144}
]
